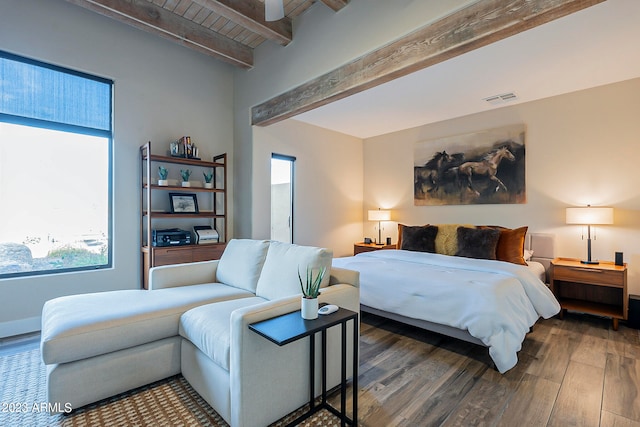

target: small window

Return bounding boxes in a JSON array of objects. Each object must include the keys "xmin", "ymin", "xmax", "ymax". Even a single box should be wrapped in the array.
[
  {"xmin": 271, "ymin": 154, "xmax": 295, "ymax": 243},
  {"xmin": 0, "ymin": 51, "xmax": 113, "ymax": 278}
]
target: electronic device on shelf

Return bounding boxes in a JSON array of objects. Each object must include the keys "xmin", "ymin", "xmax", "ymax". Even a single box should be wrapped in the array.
[
  {"xmin": 194, "ymin": 225, "xmax": 219, "ymax": 244},
  {"xmin": 152, "ymin": 228, "xmax": 191, "ymax": 247}
]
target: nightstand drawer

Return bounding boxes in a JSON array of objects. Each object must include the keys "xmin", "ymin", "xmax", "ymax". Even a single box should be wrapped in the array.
[{"xmin": 553, "ymin": 266, "xmax": 624, "ymax": 287}]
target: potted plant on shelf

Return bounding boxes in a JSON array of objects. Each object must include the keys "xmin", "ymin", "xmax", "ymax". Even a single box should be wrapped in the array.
[
  {"xmin": 158, "ymin": 166, "xmax": 169, "ymax": 186},
  {"xmin": 298, "ymin": 265, "xmax": 326, "ymax": 320},
  {"xmin": 203, "ymin": 171, "xmax": 214, "ymax": 189},
  {"xmin": 180, "ymin": 169, "xmax": 191, "ymax": 187}
]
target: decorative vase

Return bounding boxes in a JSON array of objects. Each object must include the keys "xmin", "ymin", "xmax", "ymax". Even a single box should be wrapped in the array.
[
  {"xmin": 158, "ymin": 179, "xmax": 168, "ymax": 186},
  {"xmin": 204, "ymin": 182, "xmax": 214, "ymax": 189},
  {"xmin": 181, "ymin": 181, "xmax": 190, "ymax": 187},
  {"xmin": 301, "ymin": 297, "xmax": 319, "ymax": 320}
]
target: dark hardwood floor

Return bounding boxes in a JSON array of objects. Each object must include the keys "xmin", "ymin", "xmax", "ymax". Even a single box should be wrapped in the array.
[{"xmin": 331, "ymin": 312, "xmax": 640, "ymax": 427}]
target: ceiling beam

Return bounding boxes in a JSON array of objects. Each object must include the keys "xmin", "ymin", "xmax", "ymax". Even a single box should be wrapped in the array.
[
  {"xmin": 191, "ymin": 0, "xmax": 292, "ymax": 46},
  {"xmin": 252, "ymin": 0, "xmax": 606, "ymax": 126},
  {"xmin": 66, "ymin": 0, "xmax": 253, "ymax": 68},
  {"xmin": 319, "ymin": 0, "xmax": 350, "ymax": 12}
]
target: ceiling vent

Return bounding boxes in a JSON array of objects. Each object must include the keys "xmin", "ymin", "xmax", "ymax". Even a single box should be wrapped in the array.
[{"xmin": 483, "ymin": 92, "xmax": 518, "ymax": 105}]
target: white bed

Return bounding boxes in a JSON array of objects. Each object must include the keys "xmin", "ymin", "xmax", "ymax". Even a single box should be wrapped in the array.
[{"xmin": 332, "ymin": 233, "xmax": 560, "ymax": 373}]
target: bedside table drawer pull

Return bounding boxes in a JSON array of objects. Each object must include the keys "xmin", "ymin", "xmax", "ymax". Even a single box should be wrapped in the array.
[{"xmin": 569, "ymin": 267, "xmax": 602, "ymax": 273}]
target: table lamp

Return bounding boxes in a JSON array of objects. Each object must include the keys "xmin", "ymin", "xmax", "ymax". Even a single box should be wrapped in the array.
[
  {"xmin": 566, "ymin": 205, "xmax": 613, "ymax": 264},
  {"xmin": 368, "ymin": 209, "xmax": 391, "ymax": 245}
]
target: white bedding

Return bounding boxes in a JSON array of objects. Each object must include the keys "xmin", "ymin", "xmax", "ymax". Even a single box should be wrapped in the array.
[{"xmin": 332, "ymin": 250, "xmax": 560, "ymax": 373}]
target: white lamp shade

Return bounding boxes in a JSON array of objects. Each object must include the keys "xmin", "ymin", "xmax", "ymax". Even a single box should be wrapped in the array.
[
  {"xmin": 265, "ymin": 0, "xmax": 284, "ymax": 21},
  {"xmin": 566, "ymin": 207, "xmax": 613, "ymax": 225},
  {"xmin": 368, "ymin": 210, "xmax": 391, "ymax": 222}
]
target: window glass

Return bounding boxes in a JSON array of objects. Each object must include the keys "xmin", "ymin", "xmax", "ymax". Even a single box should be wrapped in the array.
[
  {"xmin": 0, "ymin": 52, "xmax": 112, "ymax": 278},
  {"xmin": 271, "ymin": 155, "xmax": 294, "ymax": 243}
]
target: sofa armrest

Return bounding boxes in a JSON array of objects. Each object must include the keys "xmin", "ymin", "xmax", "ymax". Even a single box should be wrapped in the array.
[
  {"xmin": 229, "ymin": 283, "xmax": 359, "ymax": 427},
  {"xmin": 329, "ymin": 267, "xmax": 360, "ymax": 288},
  {"xmin": 148, "ymin": 260, "xmax": 219, "ymax": 290}
]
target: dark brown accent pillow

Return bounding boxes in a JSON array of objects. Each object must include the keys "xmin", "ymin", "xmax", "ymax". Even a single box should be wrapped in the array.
[
  {"xmin": 496, "ymin": 226, "xmax": 528, "ymax": 265},
  {"xmin": 397, "ymin": 223, "xmax": 428, "ymax": 250},
  {"xmin": 455, "ymin": 227, "xmax": 501, "ymax": 260},
  {"xmin": 400, "ymin": 225, "xmax": 438, "ymax": 253}
]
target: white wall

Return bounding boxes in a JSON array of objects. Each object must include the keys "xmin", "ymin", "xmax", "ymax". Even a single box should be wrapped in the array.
[
  {"xmin": 363, "ymin": 78, "xmax": 640, "ymax": 295},
  {"xmin": 0, "ymin": 0, "xmax": 234, "ymax": 336},
  {"xmin": 252, "ymin": 120, "xmax": 363, "ymax": 257}
]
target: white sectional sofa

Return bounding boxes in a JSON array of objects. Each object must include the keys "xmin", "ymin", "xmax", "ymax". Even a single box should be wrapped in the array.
[{"xmin": 40, "ymin": 239, "xmax": 360, "ymax": 427}]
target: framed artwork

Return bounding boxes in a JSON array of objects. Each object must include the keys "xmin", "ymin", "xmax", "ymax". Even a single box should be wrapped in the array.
[
  {"xmin": 169, "ymin": 193, "xmax": 199, "ymax": 213},
  {"xmin": 414, "ymin": 124, "xmax": 526, "ymax": 206}
]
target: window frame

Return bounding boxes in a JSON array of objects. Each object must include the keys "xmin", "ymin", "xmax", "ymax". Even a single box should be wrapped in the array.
[
  {"xmin": 270, "ymin": 153, "xmax": 296, "ymax": 244},
  {"xmin": 0, "ymin": 50, "xmax": 114, "ymax": 279}
]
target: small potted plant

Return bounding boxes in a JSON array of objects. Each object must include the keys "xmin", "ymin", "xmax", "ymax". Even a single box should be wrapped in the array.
[
  {"xmin": 203, "ymin": 171, "xmax": 214, "ymax": 189},
  {"xmin": 298, "ymin": 265, "xmax": 326, "ymax": 320},
  {"xmin": 180, "ymin": 169, "xmax": 191, "ymax": 187},
  {"xmin": 158, "ymin": 166, "xmax": 169, "ymax": 186}
]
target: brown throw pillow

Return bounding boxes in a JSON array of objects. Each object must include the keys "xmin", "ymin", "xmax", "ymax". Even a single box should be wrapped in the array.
[
  {"xmin": 397, "ymin": 223, "xmax": 428, "ymax": 249},
  {"xmin": 455, "ymin": 227, "xmax": 501, "ymax": 260},
  {"xmin": 496, "ymin": 226, "xmax": 528, "ymax": 265},
  {"xmin": 400, "ymin": 225, "xmax": 438, "ymax": 253}
]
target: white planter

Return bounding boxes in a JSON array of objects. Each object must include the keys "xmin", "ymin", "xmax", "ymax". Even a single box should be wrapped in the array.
[
  {"xmin": 158, "ymin": 179, "xmax": 168, "ymax": 186},
  {"xmin": 204, "ymin": 182, "xmax": 214, "ymax": 189},
  {"xmin": 181, "ymin": 181, "xmax": 190, "ymax": 187},
  {"xmin": 301, "ymin": 297, "xmax": 319, "ymax": 320}
]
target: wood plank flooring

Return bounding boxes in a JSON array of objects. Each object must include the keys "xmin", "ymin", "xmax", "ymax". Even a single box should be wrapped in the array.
[{"xmin": 330, "ymin": 312, "xmax": 640, "ymax": 427}]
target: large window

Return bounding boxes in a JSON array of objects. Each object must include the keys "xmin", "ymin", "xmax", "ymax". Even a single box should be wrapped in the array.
[{"xmin": 0, "ymin": 51, "xmax": 112, "ymax": 278}]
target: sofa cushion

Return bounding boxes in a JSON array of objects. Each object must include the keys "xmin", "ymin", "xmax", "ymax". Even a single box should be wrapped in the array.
[
  {"xmin": 216, "ymin": 239, "xmax": 270, "ymax": 293},
  {"xmin": 179, "ymin": 297, "xmax": 267, "ymax": 371},
  {"xmin": 255, "ymin": 241, "xmax": 333, "ymax": 301},
  {"xmin": 41, "ymin": 283, "xmax": 254, "ymax": 365}
]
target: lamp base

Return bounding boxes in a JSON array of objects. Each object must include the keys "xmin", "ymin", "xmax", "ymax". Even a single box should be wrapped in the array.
[{"xmin": 580, "ymin": 260, "xmax": 600, "ymax": 265}]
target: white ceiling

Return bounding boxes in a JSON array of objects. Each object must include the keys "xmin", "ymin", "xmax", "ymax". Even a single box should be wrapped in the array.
[{"xmin": 294, "ymin": 0, "xmax": 640, "ymax": 139}]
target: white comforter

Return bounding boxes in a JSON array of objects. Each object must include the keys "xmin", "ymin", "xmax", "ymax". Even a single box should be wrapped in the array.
[{"xmin": 332, "ymin": 250, "xmax": 560, "ymax": 373}]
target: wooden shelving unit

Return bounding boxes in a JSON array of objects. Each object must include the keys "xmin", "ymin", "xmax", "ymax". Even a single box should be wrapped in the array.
[{"xmin": 140, "ymin": 141, "xmax": 227, "ymax": 289}]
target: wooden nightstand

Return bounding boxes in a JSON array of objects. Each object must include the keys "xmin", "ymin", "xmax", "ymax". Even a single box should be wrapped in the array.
[
  {"xmin": 353, "ymin": 242, "xmax": 396, "ymax": 255},
  {"xmin": 550, "ymin": 257, "xmax": 627, "ymax": 330}
]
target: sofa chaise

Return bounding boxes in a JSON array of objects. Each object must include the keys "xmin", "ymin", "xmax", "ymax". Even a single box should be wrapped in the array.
[{"xmin": 40, "ymin": 239, "xmax": 360, "ymax": 427}]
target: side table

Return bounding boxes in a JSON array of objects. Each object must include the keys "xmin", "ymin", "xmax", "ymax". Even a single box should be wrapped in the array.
[
  {"xmin": 353, "ymin": 242, "xmax": 395, "ymax": 255},
  {"xmin": 550, "ymin": 257, "xmax": 627, "ymax": 330},
  {"xmin": 249, "ymin": 307, "xmax": 358, "ymax": 426}
]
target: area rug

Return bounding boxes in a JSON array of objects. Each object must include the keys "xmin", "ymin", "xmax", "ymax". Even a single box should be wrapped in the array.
[{"xmin": 0, "ymin": 347, "xmax": 340, "ymax": 426}]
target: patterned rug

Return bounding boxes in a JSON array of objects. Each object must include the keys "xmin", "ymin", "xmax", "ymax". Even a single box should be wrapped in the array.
[{"xmin": 0, "ymin": 347, "xmax": 341, "ymax": 426}]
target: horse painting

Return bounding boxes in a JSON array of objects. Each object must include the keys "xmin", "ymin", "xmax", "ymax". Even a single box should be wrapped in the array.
[{"xmin": 414, "ymin": 125, "xmax": 526, "ymax": 205}]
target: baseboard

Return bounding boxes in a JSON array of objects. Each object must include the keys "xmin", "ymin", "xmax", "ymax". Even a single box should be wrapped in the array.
[{"xmin": 0, "ymin": 316, "xmax": 41, "ymax": 339}]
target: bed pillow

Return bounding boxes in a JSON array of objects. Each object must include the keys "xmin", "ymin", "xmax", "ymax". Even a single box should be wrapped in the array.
[
  {"xmin": 400, "ymin": 225, "xmax": 438, "ymax": 253},
  {"xmin": 397, "ymin": 223, "xmax": 426, "ymax": 249},
  {"xmin": 455, "ymin": 227, "xmax": 501, "ymax": 260},
  {"xmin": 495, "ymin": 226, "xmax": 528, "ymax": 265},
  {"xmin": 524, "ymin": 249, "xmax": 534, "ymax": 262},
  {"xmin": 435, "ymin": 224, "xmax": 475, "ymax": 256}
]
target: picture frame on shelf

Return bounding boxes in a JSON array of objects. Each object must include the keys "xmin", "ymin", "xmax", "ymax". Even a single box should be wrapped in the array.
[{"xmin": 169, "ymin": 193, "xmax": 199, "ymax": 214}]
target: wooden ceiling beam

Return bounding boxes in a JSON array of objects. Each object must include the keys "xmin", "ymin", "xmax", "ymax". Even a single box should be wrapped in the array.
[
  {"xmin": 191, "ymin": 0, "xmax": 292, "ymax": 46},
  {"xmin": 252, "ymin": 0, "xmax": 606, "ymax": 126},
  {"xmin": 319, "ymin": 0, "xmax": 350, "ymax": 12},
  {"xmin": 66, "ymin": 0, "xmax": 253, "ymax": 68}
]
